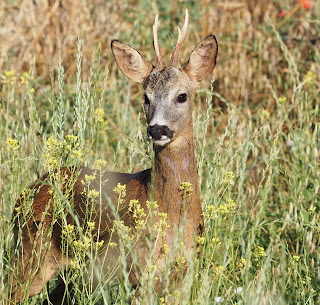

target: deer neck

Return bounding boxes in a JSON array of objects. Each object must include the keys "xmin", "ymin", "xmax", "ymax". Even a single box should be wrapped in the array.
[{"xmin": 153, "ymin": 123, "xmax": 201, "ymax": 245}]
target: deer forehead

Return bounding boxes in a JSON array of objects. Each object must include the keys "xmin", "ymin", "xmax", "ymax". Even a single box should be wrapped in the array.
[{"xmin": 144, "ymin": 67, "xmax": 193, "ymax": 101}]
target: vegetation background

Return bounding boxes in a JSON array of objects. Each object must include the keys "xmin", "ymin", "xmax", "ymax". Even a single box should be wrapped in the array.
[{"xmin": 0, "ymin": 0, "xmax": 319, "ymax": 304}]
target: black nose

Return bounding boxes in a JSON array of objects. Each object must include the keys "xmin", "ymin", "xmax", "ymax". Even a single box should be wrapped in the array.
[{"xmin": 147, "ymin": 124, "xmax": 174, "ymax": 141}]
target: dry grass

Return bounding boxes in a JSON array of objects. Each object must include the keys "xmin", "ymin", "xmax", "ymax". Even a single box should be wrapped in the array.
[{"xmin": 1, "ymin": 0, "xmax": 319, "ymax": 304}]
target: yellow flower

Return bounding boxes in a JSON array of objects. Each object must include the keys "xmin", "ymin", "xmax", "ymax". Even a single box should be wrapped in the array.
[
  {"xmin": 253, "ymin": 246, "xmax": 266, "ymax": 263},
  {"xmin": 5, "ymin": 138, "xmax": 20, "ymax": 152},
  {"xmin": 108, "ymin": 242, "xmax": 117, "ymax": 248},
  {"xmin": 72, "ymin": 149, "xmax": 83, "ymax": 161},
  {"xmin": 5, "ymin": 70, "xmax": 15, "ymax": 78},
  {"xmin": 260, "ymin": 109, "xmax": 270, "ymax": 120},
  {"xmin": 87, "ymin": 189, "xmax": 99, "ymax": 200},
  {"xmin": 238, "ymin": 257, "xmax": 251, "ymax": 269},
  {"xmin": 211, "ymin": 237, "xmax": 221, "ymax": 247},
  {"xmin": 175, "ymin": 256, "xmax": 186, "ymax": 271},
  {"xmin": 87, "ymin": 221, "xmax": 95, "ymax": 231},
  {"xmin": 96, "ymin": 240, "xmax": 105, "ymax": 250},
  {"xmin": 29, "ymin": 88, "xmax": 35, "ymax": 94},
  {"xmin": 215, "ymin": 265, "xmax": 223, "ymax": 276},
  {"xmin": 304, "ymin": 70, "xmax": 316, "ymax": 85},
  {"xmin": 223, "ymin": 171, "xmax": 234, "ymax": 184},
  {"xmin": 146, "ymin": 200, "xmax": 158, "ymax": 210},
  {"xmin": 70, "ymin": 259, "xmax": 79, "ymax": 269},
  {"xmin": 94, "ymin": 108, "xmax": 105, "ymax": 123},
  {"xmin": 94, "ymin": 159, "xmax": 107, "ymax": 170},
  {"xmin": 308, "ymin": 207, "xmax": 316, "ymax": 215},
  {"xmin": 155, "ymin": 212, "xmax": 170, "ymax": 236},
  {"xmin": 180, "ymin": 181, "xmax": 193, "ymax": 193},
  {"xmin": 65, "ymin": 135, "xmax": 78, "ymax": 143},
  {"xmin": 197, "ymin": 236, "xmax": 205, "ymax": 245},
  {"xmin": 84, "ymin": 174, "xmax": 96, "ymax": 184},
  {"xmin": 162, "ymin": 243, "xmax": 170, "ymax": 255},
  {"xmin": 2, "ymin": 70, "xmax": 16, "ymax": 84},
  {"xmin": 292, "ymin": 255, "xmax": 300, "ymax": 262},
  {"xmin": 278, "ymin": 97, "xmax": 287, "ymax": 104},
  {"xmin": 113, "ymin": 183, "xmax": 126, "ymax": 196}
]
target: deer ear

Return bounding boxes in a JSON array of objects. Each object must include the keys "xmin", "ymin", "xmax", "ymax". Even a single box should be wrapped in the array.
[
  {"xmin": 183, "ymin": 35, "xmax": 218, "ymax": 83},
  {"xmin": 111, "ymin": 40, "xmax": 153, "ymax": 83}
]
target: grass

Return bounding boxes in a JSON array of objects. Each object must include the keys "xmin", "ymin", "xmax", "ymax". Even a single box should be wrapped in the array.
[{"xmin": 0, "ymin": 0, "xmax": 319, "ymax": 304}]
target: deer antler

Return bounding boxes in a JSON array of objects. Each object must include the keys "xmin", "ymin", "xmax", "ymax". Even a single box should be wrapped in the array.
[
  {"xmin": 170, "ymin": 9, "xmax": 189, "ymax": 67},
  {"xmin": 153, "ymin": 13, "xmax": 163, "ymax": 69}
]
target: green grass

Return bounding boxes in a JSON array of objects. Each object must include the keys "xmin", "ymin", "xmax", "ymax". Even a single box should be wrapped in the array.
[{"xmin": 0, "ymin": 0, "xmax": 319, "ymax": 304}]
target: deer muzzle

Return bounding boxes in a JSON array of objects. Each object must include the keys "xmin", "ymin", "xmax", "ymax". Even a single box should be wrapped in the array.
[{"xmin": 147, "ymin": 124, "xmax": 174, "ymax": 146}]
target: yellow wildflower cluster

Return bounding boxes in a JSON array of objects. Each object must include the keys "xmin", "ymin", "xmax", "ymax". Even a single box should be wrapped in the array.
[
  {"xmin": 253, "ymin": 246, "xmax": 266, "ymax": 264},
  {"xmin": 62, "ymin": 224, "xmax": 75, "ymax": 236},
  {"xmin": 87, "ymin": 221, "xmax": 95, "ymax": 231},
  {"xmin": 308, "ymin": 207, "xmax": 316, "ymax": 215},
  {"xmin": 113, "ymin": 183, "xmax": 126, "ymax": 196},
  {"xmin": 69, "ymin": 259, "xmax": 79, "ymax": 270},
  {"xmin": 175, "ymin": 256, "xmax": 187, "ymax": 272},
  {"xmin": 203, "ymin": 198, "xmax": 237, "ymax": 219},
  {"xmin": 84, "ymin": 173, "xmax": 96, "ymax": 184},
  {"xmin": 129, "ymin": 199, "xmax": 147, "ymax": 230},
  {"xmin": 304, "ymin": 70, "xmax": 316, "ymax": 85},
  {"xmin": 211, "ymin": 237, "xmax": 221, "ymax": 247},
  {"xmin": 1, "ymin": 70, "xmax": 35, "ymax": 89},
  {"xmin": 94, "ymin": 159, "xmax": 107, "ymax": 170},
  {"xmin": 45, "ymin": 135, "xmax": 84, "ymax": 169},
  {"xmin": 162, "ymin": 243, "xmax": 170, "ymax": 255},
  {"xmin": 96, "ymin": 240, "xmax": 105, "ymax": 250},
  {"xmin": 114, "ymin": 219, "xmax": 132, "ymax": 242},
  {"xmin": 154, "ymin": 212, "xmax": 170, "ymax": 236},
  {"xmin": 5, "ymin": 138, "xmax": 20, "ymax": 152},
  {"xmin": 94, "ymin": 108, "xmax": 109, "ymax": 128},
  {"xmin": 292, "ymin": 255, "xmax": 300, "ymax": 262},
  {"xmin": 45, "ymin": 136, "xmax": 61, "ymax": 169},
  {"xmin": 146, "ymin": 200, "xmax": 159, "ymax": 210},
  {"xmin": 278, "ymin": 97, "xmax": 287, "ymax": 104},
  {"xmin": 197, "ymin": 236, "xmax": 205, "ymax": 245},
  {"xmin": 180, "ymin": 181, "xmax": 193, "ymax": 194},
  {"xmin": 223, "ymin": 171, "xmax": 234, "ymax": 184},
  {"xmin": 87, "ymin": 189, "xmax": 99, "ymax": 201},
  {"xmin": 73, "ymin": 238, "xmax": 90, "ymax": 251},
  {"xmin": 113, "ymin": 183, "xmax": 126, "ymax": 206},
  {"xmin": 260, "ymin": 109, "xmax": 271, "ymax": 120},
  {"xmin": 64, "ymin": 136, "xmax": 83, "ymax": 161},
  {"xmin": 214, "ymin": 265, "xmax": 223, "ymax": 276},
  {"xmin": 1, "ymin": 70, "xmax": 16, "ymax": 85},
  {"xmin": 238, "ymin": 257, "xmax": 251, "ymax": 269},
  {"xmin": 95, "ymin": 108, "xmax": 105, "ymax": 123}
]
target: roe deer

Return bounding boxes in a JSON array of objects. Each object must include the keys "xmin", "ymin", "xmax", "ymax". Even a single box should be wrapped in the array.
[{"xmin": 9, "ymin": 9, "xmax": 218, "ymax": 304}]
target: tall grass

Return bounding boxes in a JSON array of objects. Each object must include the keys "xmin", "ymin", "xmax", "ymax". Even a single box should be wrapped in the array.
[{"xmin": 0, "ymin": 0, "xmax": 319, "ymax": 304}]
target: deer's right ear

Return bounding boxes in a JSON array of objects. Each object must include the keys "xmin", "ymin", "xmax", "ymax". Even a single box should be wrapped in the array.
[{"xmin": 111, "ymin": 40, "xmax": 153, "ymax": 83}]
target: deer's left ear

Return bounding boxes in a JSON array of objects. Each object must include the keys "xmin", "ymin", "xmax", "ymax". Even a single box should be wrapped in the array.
[
  {"xmin": 111, "ymin": 40, "xmax": 153, "ymax": 83},
  {"xmin": 183, "ymin": 35, "xmax": 218, "ymax": 82}
]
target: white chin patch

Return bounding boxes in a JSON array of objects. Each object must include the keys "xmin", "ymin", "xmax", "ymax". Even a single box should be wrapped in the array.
[{"xmin": 153, "ymin": 136, "xmax": 171, "ymax": 146}]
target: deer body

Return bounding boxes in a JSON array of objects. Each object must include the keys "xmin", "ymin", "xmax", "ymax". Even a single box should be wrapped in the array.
[{"xmin": 9, "ymin": 10, "xmax": 218, "ymax": 304}]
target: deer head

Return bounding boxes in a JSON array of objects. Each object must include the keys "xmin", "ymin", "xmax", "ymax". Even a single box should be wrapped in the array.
[{"xmin": 111, "ymin": 10, "xmax": 218, "ymax": 146}]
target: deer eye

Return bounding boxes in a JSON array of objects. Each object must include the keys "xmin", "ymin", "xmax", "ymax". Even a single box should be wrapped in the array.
[
  {"xmin": 177, "ymin": 93, "xmax": 187, "ymax": 103},
  {"xmin": 144, "ymin": 94, "xmax": 150, "ymax": 106}
]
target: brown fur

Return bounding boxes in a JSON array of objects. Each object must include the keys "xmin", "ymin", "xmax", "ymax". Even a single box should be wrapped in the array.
[{"xmin": 9, "ymin": 14, "xmax": 218, "ymax": 304}]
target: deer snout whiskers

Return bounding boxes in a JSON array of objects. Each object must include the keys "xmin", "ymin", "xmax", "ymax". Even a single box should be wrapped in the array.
[{"xmin": 147, "ymin": 124, "xmax": 174, "ymax": 145}]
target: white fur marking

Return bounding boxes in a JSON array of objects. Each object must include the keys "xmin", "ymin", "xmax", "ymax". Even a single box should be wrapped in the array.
[
  {"xmin": 150, "ymin": 114, "xmax": 167, "ymax": 127},
  {"xmin": 153, "ymin": 138, "xmax": 171, "ymax": 146}
]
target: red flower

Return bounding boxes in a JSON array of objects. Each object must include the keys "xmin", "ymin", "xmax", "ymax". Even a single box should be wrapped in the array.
[
  {"xmin": 277, "ymin": 10, "xmax": 287, "ymax": 17},
  {"xmin": 299, "ymin": 0, "xmax": 312, "ymax": 9}
]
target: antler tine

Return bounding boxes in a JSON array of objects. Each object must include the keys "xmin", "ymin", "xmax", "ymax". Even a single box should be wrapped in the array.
[
  {"xmin": 153, "ymin": 13, "xmax": 163, "ymax": 69},
  {"xmin": 170, "ymin": 9, "xmax": 189, "ymax": 67}
]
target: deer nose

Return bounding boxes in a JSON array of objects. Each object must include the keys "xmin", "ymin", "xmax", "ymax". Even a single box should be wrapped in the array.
[{"xmin": 147, "ymin": 124, "xmax": 174, "ymax": 141}]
